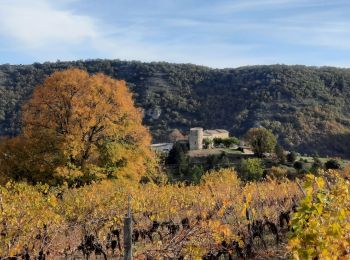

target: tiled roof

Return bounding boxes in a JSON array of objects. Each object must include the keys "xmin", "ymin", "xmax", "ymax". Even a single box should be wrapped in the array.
[{"xmin": 203, "ymin": 129, "xmax": 229, "ymax": 136}]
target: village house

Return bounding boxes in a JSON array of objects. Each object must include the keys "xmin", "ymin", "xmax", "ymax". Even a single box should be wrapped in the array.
[
  {"xmin": 150, "ymin": 143, "xmax": 173, "ymax": 153},
  {"xmin": 189, "ymin": 127, "xmax": 229, "ymax": 150},
  {"xmin": 150, "ymin": 127, "xmax": 254, "ymax": 157}
]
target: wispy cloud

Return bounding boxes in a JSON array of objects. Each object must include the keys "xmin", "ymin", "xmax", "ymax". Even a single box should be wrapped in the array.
[
  {"xmin": 212, "ymin": 0, "xmax": 305, "ymax": 14},
  {"xmin": 0, "ymin": 0, "xmax": 350, "ymax": 68},
  {"xmin": 0, "ymin": 0, "xmax": 97, "ymax": 49},
  {"xmin": 258, "ymin": 8, "xmax": 350, "ymax": 50},
  {"xmin": 0, "ymin": 0, "xmax": 263, "ymax": 67}
]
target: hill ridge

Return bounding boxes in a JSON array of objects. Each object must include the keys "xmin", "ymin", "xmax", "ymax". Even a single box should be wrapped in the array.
[{"xmin": 1, "ymin": 59, "xmax": 350, "ymax": 157}]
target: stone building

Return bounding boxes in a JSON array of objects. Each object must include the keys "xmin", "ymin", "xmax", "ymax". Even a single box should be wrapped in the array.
[
  {"xmin": 189, "ymin": 127, "xmax": 204, "ymax": 150},
  {"xmin": 150, "ymin": 143, "xmax": 173, "ymax": 153},
  {"xmin": 189, "ymin": 127, "xmax": 229, "ymax": 150},
  {"xmin": 203, "ymin": 129, "xmax": 229, "ymax": 141}
]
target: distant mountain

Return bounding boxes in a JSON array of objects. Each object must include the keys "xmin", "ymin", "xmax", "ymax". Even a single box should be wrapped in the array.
[{"xmin": 1, "ymin": 59, "xmax": 350, "ymax": 157}]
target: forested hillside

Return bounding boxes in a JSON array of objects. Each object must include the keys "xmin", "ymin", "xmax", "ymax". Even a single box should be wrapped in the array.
[{"xmin": 1, "ymin": 60, "xmax": 350, "ymax": 157}]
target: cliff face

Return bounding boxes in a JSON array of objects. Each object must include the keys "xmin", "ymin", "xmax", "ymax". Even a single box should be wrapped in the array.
[{"xmin": 1, "ymin": 60, "xmax": 350, "ymax": 157}]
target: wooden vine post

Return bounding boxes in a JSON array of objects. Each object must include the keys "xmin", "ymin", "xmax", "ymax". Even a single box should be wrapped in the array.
[{"xmin": 124, "ymin": 195, "xmax": 133, "ymax": 260}]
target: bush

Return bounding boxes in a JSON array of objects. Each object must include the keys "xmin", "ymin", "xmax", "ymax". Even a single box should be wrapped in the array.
[
  {"xmin": 289, "ymin": 174, "xmax": 350, "ymax": 258},
  {"xmin": 212, "ymin": 137, "xmax": 239, "ymax": 148},
  {"xmin": 309, "ymin": 157, "xmax": 323, "ymax": 173},
  {"xmin": 293, "ymin": 161, "xmax": 304, "ymax": 172},
  {"xmin": 213, "ymin": 138, "xmax": 223, "ymax": 148},
  {"xmin": 339, "ymin": 165, "xmax": 350, "ymax": 179},
  {"xmin": 275, "ymin": 144, "xmax": 286, "ymax": 164},
  {"xmin": 267, "ymin": 166, "xmax": 288, "ymax": 179},
  {"xmin": 287, "ymin": 151, "xmax": 297, "ymax": 163},
  {"xmin": 203, "ymin": 138, "xmax": 213, "ymax": 149},
  {"xmin": 185, "ymin": 165, "xmax": 205, "ymax": 184},
  {"xmin": 222, "ymin": 137, "xmax": 239, "ymax": 147},
  {"xmin": 206, "ymin": 152, "xmax": 230, "ymax": 170},
  {"xmin": 166, "ymin": 142, "xmax": 189, "ymax": 177},
  {"xmin": 237, "ymin": 158, "xmax": 264, "ymax": 181},
  {"xmin": 325, "ymin": 159, "xmax": 341, "ymax": 170}
]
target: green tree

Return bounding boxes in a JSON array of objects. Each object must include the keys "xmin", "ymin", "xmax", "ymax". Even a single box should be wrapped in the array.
[
  {"xmin": 275, "ymin": 144, "xmax": 286, "ymax": 164},
  {"xmin": 237, "ymin": 158, "xmax": 264, "ymax": 181},
  {"xmin": 325, "ymin": 159, "xmax": 341, "ymax": 170},
  {"xmin": 309, "ymin": 157, "xmax": 323, "ymax": 173},
  {"xmin": 222, "ymin": 137, "xmax": 239, "ymax": 148},
  {"xmin": 166, "ymin": 142, "xmax": 189, "ymax": 176},
  {"xmin": 293, "ymin": 161, "xmax": 304, "ymax": 173},
  {"xmin": 213, "ymin": 137, "xmax": 239, "ymax": 148},
  {"xmin": 244, "ymin": 128, "xmax": 277, "ymax": 157},
  {"xmin": 213, "ymin": 138, "xmax": 223, "ymax": 148},
  {"xmin": 203, "ymin": 138, "xmax": 213, "ymax": 149},
  {"xmin": 287, "ymin": 151, "xmax": 297, "ymax": 163},
  {"xmin": 185, "ymin": 165, "xmax": 205, "ymax": 184}
]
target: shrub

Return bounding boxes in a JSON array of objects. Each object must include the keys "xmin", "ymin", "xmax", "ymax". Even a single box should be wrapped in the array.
[
  {"xmin": 339, "ymin": 165, "xmax": 350, "ymax": 180},
  {"xmin": 222, "ymin": 137, "xmax": 239, "ymax": 148},
  {"xmin": 293, "ymin": 161, "xmax": 304, "ymax": 173},
  {"xmin": 185, "ymin": 165, "xmax": 205, "ymax": 184},
  {"xmin": 287, "ymin": 152, "xmax": 297, "ymax": 163},
  {"xmin": 212, "ymin": 137, "xmax": 239, "ymax": 148},
  {"xmin": 289, "ymin": 173, "xmax": 350, "ymax": 258},
  {"xmin": 205, "ymin": 152, "xmax": 230, "ymax": 170},
  {"xmin": 166, "ymin": 142, "xmax": 189, "ymax": 176},
  {"xmin": 275, "ymin": 144, "xmax": 286, "ymax": 164},
  {"xmin": 267, "ymin": 166, "xmax": 288, "ymax": 179},
  {"xmin": 325, "ymin": 159, "xmax": 341, "ymax": 170},
  {"xmin": 213, "ymin": 138, "xmax": 224, "ymax": 148},
  {"xmin": 203, "ymin": 138, "xmax": 213, "ymax": 149},
  {"xmin": 237, "ymin": 158, "xmax": 264, "ymax": 181},
  {"xmin": 309, "ymin": 157, "xmax": 323, "ymax": 173}
]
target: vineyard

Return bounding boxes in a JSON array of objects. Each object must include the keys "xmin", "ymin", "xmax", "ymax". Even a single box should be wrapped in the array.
[
  {"xmin": 0, "ymin": 168, "xmax": 305, "ymax": 259},
  {"xmin": 0, "ymin": 167, "xmax": 348, "ymax": 260},
  {"xmin": 1, "ymin": 69, "xmax": 350, "ymax": 259},
  {"xmin": 2, "ymin": 169, "xmax": 349, "ymax": 259}
]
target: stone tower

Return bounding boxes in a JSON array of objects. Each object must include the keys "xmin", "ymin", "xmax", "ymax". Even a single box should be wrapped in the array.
[{"xmin": 189, "ymin": 127, "xmax": 203, "ymax": 150}]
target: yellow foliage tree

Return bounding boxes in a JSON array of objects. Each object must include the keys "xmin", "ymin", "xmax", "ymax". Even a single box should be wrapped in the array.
[{"xmin": 0, "ymin": 69, "xmax": 156, "ymax": 185}]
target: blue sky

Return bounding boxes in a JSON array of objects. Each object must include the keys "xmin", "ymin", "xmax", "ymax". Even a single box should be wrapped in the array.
[{"xmin": 0, "ymin": 0, "xmax": 349, "ymax": 68}]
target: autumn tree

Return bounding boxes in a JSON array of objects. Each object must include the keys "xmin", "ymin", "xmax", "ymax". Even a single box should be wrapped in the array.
[
  {"xmin": 0, "ymin": 69, "xmax": 156, "ymax": 185},
  {"xmin": 244, "ymin": 127, "xmax": 277, "ymax": 157}
]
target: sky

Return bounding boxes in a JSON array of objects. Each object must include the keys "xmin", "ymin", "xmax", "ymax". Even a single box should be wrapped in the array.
[{"xmin": 0, "ymin": 0, "xmax": 350, "ymax": 68}]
